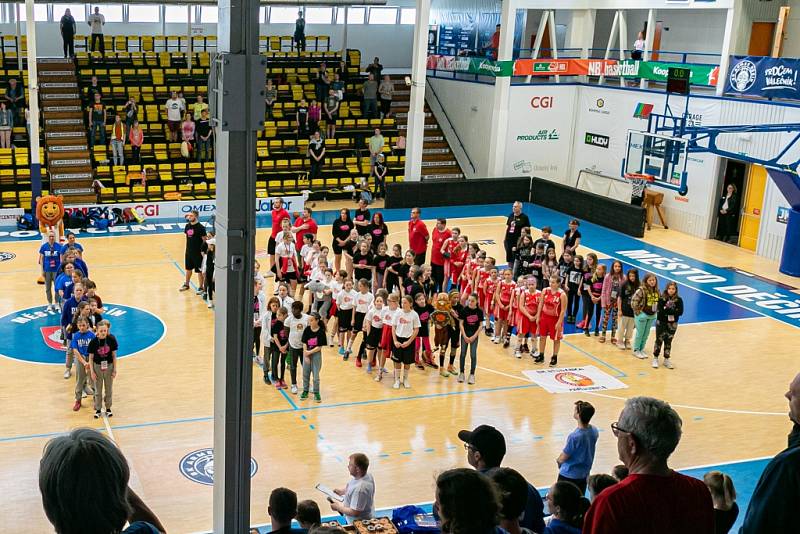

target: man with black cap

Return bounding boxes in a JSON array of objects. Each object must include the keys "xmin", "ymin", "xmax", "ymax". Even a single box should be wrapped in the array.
[{"xmin": 458, "ymin": 425, "xmax": 545, "ymax": 533}]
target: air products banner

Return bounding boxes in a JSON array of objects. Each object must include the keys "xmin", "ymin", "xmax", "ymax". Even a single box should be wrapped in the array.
[{"xmin": 725, "ymin": 56, "xmax": 800, "ymax": 99}]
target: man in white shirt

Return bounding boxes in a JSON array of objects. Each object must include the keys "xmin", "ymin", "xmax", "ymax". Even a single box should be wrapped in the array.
[
  {"xmin": 87, "ymin": 7, "xmax": 105, "ymax": 54},
  {"xmin": 165, "ymin": 91, "xmax": 185, "ymax": 142},
  {"xmin": 330, "ymin": 453, "xmax": 375, "ymax": 524}
]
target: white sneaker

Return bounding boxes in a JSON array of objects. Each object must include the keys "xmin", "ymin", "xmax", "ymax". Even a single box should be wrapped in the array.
[
  {"xmin": 392, "ymin": 380, "xmax": 400, "ymax": 389},
  {"xmin": 403, "ymin": 379, "xmax": 411, "ymax": 389},
  {"xmin": 467, "ymin": 375, "xmax": 476, "ymax": 385},
  {"xmin": 617, "ymin": 342, "xmax": 626, "ymax": 350},
  {"xmin": 513, "ymin": 350, "xmax": 522, "ymax": 359},
  {"xmin": 663, "ymin": 359, "xmax": 674, "ymax": 369},
  {"xmin": 290, "ymin": 384, "xmax": 298, "ymax": 394},
  {"xmin": 634, "ymin": 351, "xmax": 647, "ymax": 360},
  {"xmin": 374, "ymin": 371, "xmax": 383, "ymax": 382},
  {"xmin": 532, "ymin": 349, "xmax": 540, "ymax": 358},
  {"xmin": 457, "ymin": 373, "xmax": 465, "ymax": 383},
  {"xmin": 207, "ymin": 301, "xmax": 213, "ymax": 309},
  {"xmin": 63, "ymin": 368, "xmax": 71, "ymax": 379},
  {"xmin": 651, "ymin": 358, "xmax": 659, "ymax": 369}
]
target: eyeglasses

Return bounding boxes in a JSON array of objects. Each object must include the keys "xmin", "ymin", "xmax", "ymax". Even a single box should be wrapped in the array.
[{"xmin": 610, "ymin": 422, "xmax": 633, "ymax": 438}]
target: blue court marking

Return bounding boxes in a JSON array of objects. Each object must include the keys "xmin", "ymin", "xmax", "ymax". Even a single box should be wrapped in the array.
[
  {"xmin": 560, "ymin": 339, "xmax": 627, "ymax": 378},
  {"xmin": 245, "ymin": 456, "xmax": 772, "ymax": 534}
]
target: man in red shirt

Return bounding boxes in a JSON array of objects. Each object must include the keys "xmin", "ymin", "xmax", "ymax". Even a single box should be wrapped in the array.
[
  {"xmin": 293, "ymin": 207, "xmax": 318, "ymax": 251},
  {"xmin": 268, "ymin": 198, "xmax": 290, "ymax": 275},
  {"xmin": 407, "ymin": 207, "xmax": 429, "ymax": 266},
  {"xmin": 430, "ymin": 218, "xmax": 452, "ymax": 293},
  {"xmin": 490, "ymin": 24, "xmax": 501, "ymax": 60},
  {"xmin": 583, "ymin": 396, "xmax": 714, "ymax": 534}
]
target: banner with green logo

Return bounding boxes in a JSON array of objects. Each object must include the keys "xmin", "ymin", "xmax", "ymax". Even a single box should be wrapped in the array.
[
  {"xmin": 426, "ymin": 55, "xmax": 515, "ymax": 77},
  {"xmin": 621, "ymin": 60, "xmax": 719, "ymax": 86}
]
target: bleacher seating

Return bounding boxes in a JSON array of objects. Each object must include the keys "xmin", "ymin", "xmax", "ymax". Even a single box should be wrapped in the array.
[{"xmin": 0, "ymin": 37, "xmax": 405, "ymax": 208}]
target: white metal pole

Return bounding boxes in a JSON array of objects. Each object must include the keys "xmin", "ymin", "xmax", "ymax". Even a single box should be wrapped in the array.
[
  {"xmin": 15, "ymin": 3, "xmax": 21, "ymax": 51},
  {"xmin": 716, "ymin": 7, "xmax": 735, "ymax": 97},
  {"xmin": 526, "ymin": 10, "xmax": 549, "ymax": 83},
  {"xmin": 641, "ymin": 9, "xmax": 655, "ymax": 89},
  {"xmin": 548, "ymin": 10, "xmax": 559, "ymax": 83},
  {"xmin": 403, "ymin": 0, "xmax": 431, "ymax": 181},
  {"xmin": 343, "ymin": 7, "xmax": 349, "ymax": 53},
  {"xmin": 187, "ymin": 5, "xmax": 193, "ymax": 70},
  {"xmin": 599, "ymin": 10, "xmax": 619, "ymax": 85},
  {"xmin": 24, "ymin": 0, "xmax": 41, "ymax": 211},
  {"xmin": 618, "ymin": 10, "xmax": 628, "ymax": 87}
]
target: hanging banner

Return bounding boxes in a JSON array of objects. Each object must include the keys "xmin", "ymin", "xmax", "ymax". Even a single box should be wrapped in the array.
[
  {"xmin": 633, "ymin": 61, "xmax": 719, "ymax": 86},
  {"xmin": 426, "ymin": 55, "xmax": 514, "ymax": 77},
  {"xmin": 725, "ymin": 56, "xmax": 800, "ymax": 99},
  {"xmin": 513, "ymin": 59, "xmax": 620, "ymax": 77}
]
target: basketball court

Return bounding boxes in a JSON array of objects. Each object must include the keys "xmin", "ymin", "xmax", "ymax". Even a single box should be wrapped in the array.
[{"xmin": 1, "ymin": 200, "xmax": 797, "ymax": 533}]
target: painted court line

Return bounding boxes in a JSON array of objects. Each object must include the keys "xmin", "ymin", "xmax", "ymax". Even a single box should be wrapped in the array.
[{"xmin": 584, "ymin": 391, "xmax": 787, "ymax": 416}]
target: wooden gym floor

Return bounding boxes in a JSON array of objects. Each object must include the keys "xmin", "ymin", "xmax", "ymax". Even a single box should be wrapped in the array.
[{"xmin": 0, "ymin": 201, "xmax": 797, "ymax": 533}]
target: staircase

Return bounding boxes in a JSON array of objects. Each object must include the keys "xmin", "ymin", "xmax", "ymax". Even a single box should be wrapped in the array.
[
  {"xmin": 38, "ymin": 58, "xmax": 95, "ymax": 204},
  {"xmin": 391, "ymin": 77, "xmax": 464, "ymax": 181}
]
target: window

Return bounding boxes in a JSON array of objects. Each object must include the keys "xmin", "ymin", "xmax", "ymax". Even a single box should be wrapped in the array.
[
  {"xmin": 164, "ymin": 5, "xmax": 189, "ymax": 23},
  {"xmin": 336, "ymin": 7, "xmax": 365, "ymax": 24},
  {"xmin": 200, "ymin": 6, "xmax": 217, "ymax": 23},
  {"xmin": 29, "ymin": 4, "xmax": 59, "ymax": 22},
  {"xmin": 260, "ymin": 6, "xmax": 268, "ymax": 23},
  {"xmin": 400, "ymin": 8, "xmax": 416, "ymax": 25},
  {"xmin": 305, "ymin": 7, "xmax": 332, "ymax": 24},
  {"xmin": 368, "ymin": 7, "xmax": 397, "ymax": 25},
  {"xmin": 90, "ymin": 4, "xmax": 122, "ymax": 22},
  {"xmin": 128, "ymin": 4, "xmax": 160, "ymax": 23},
  {"xmin": 269, "ymin": 7, "xmax": 298, "ymax": 24}
]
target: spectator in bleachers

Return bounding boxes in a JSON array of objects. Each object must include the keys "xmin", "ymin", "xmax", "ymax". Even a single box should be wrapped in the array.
[
  {"xmin": 362, "ymin": 74, "xmax": 379, "ymax": 120},
  {"xmin": 177, "ymin": 91, "xmax": 187, "ymax": 113},
  {"xmin": 458, "ymin": 424, "xmax": 545, "ymax": 533},
  {"xmin": 557, "ymin": 400, "xmax": 599, "ymax": 494},
  {"xmin": 265, "ymin": 80, "xmax": 278, "ymax": 120},
  {"xmin": 544, "ymin": 481, "xmax": 590, "ymax": 534},
  {"xmin": 39, "ymin": 428, "xmax": 165, "ymax": 534},
  {"xmin": 338, "ymin": 60, "xmax": 349, "ymax": 81},
  {"xmin": 703, "ymin": 471, "xmax": 738, "ymax": 534},
  {"xmin": 269, "ymin": 487, "xmax": 301, "ymax": 534},
  {"xmin": 378, "ymin": 75, "xmax": 394, "ymax": 119},
  {"xmin": 316, "ymin": 63, "xmax": 331, "ymax": 104},
  {"xmin": 435, "ymin": 468, "xmax": 499, "ymax": 534},
  {"xmin": 165, "ymin": 91, "xmax": 185, "ymax": 142},
  {"xmin": 297, "ymin": 500, "xmax": 322, "ymax": 530},
  {"xmin": 309, "ymin": 100, "xmax": 322, "ymax": 135},
  {"xmin": 87, "ymin": 6, "xmax": 106, "ymax": 55},
  {"xmin": 294, "ymin": 10, "xmax": 306, "ymax": 52},
  {"xmin": 182, "ymin": 113, "xmax": 196, "ymax": 158},
  {"xmin": 393, "ymin": 135, "xmax": 406, "ymax": 157},
  {"xmin": 87, "ymin": 75, "xmax": 103, "ymax": 103},
  {"xmin": 197, "ymin": 109, "xmax": 213, "ymax": 162},
  {"xmin": 332, "ymin": 72, "xmax": 345, "ymax": 100},
  {"xmin": 59, "ymin": 8, "xmax": 76, "ymax": 58},
  {"xmin": 366, "ymin": 57, "xmax": 384, "ymax": 81},
  {"xmin": 329, "ymin": 453, "xmax": 375, "ymax": 524},
  {"xmin": 488, "ymin": 25, "xmax": 501, "ymax": 60},
  {"xmin": 373, "ymin": 154, "xmax": 387, "ymax": 200},
  {"xmin": 489, "ymin": 467, "xmax": 530, "ymax": 534},
  {"xmin": 296, "ymin": 98, "xmax": 310, "ymax": 138},
  {"xmin": 324, "ymin": 89, "xmax": 339, "ymax": 139},
  {"xmin": 587, "ymin": 474, "xmax": 617, "ymax": 502},
  {"xmin": 369, "ymin": 128, "xmax": 384, "ymax": 174},
  {"xmin": 193, "ymin": 95, "xmax": 208, "ymax": 122},
  {"xmin": 123, "ymin": 96, "xmax": 138, "ymax": 133},
  {"xmin": 110, "ymin": 114, "xmax": 126, "ymax": 166},
  {"xmin": 3, "ymin": 78, "xmax": 24, "ymax": 125},
  {"xmin": 740, "ymin": 371, "xmax": 800, "ymax": 534},
  {"xmin": 0, "ymin": 102, "xmax": 13, "ymax": 148},
  {"xmin": 583, "ymin": 396, "xmax": 714, "ymax": 533},
  {"xmin": 88, "ymin": 93, "xmax": 107, "ymax": 149},
  {"xmin": 308, "ymin": 131, "xmax": 326, "ymax": 182},
  {"xmin": 129, "ymin": 120, "xmax": 143, "ymax": 164}
]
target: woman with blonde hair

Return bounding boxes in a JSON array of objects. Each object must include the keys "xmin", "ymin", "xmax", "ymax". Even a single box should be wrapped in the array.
[
  {"xmin": 703, "ymin": 471, "xmax": 738, "ymax": 534},
  {"xmin": 630, "ymin": 272, "xmax": 659, "ymax": 359}
]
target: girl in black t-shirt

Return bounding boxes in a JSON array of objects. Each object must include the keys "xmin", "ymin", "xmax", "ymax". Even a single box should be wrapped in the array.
[
  {"xmin": 514, "ymin": 234, "xmax": 534, "ymax": 278},
  {"xmin": 565, "ymin": 255, "xmax": 584, "ymax": 324},
  {"xmin": 341, "ymin": 229, "xmax": 359, "ymax": 279},
  {"xmin": 271, "ymin": 307, "xmax": 290, "ymax": 389},
  {"xmin": 618, "ymin": 269, "xmax": 639, "ymax": 350},
  {"xmin": 458, "ymin": 293, "xmax": 484, "ymax": 384},
  {"xmin": 331, "ymin": 209, "xmax": 354, "ymax": 273},
  {"xmin": 579, "ymin": 253, "xmax": 598, "ymax": 331},
  {"xmin": 296, "ymin": 98, "xmax": 309, "ymax": 137},
  {"xmin": 351, "ymin": 240, "xmax": 375, "ymax": 283},
  {"xmin": 558, "ymin": 250, "xmax": 574, "ymax": 289},
  {"xmin": 413, "ymin": 292, "xmax": 435, "ymax": 370},
  {"xmin": 367, "ymin": 212, "xmax": 389, "ymax": 251},
  {"xmin": 88, "ymin": 320, "xmax": 117, "ymax": 418},
  {"xmin": 562, "ymin": 219, "xmax": 582, "ymax": 254},
  {"xmin": 383, "ymin": 245, "xmax": 406, "ymax": 293},
  {"xmin": 419, "ymin": 265, "xmax": 436, "ymax": 303},
  {"xmin": 372, "ymin": 241, "xmax": 390, "ymax": 292},
  {"xmin": 301, "ymin": 312, "xmax": 327, "ymax": 402}
]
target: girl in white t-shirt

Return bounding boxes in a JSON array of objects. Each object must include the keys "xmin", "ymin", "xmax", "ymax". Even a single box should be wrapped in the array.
[
  {"xmin": 260, "ymin": 296, "xmax": 281, "ymax": 385},
  {"xmin": 276, "ymin": 283, "xmax": 295, "ymax": 311},
  {"xmin": 336, "ymin": 278, "xmax": 358, "ymax": 359},
  {"xmin": 391, "ymin": 295, "xmax": 421, "ymax": 390},
  {"xmin": 327, "ymin": 270, "xmax": 344, "ymax": 342},
  {"xmin": 275, "ymin": 232, "xmax": 299, "ymax": 292},
  {"xmin": 364, "ymin": 289, "xmax": 388, "ymax": 374},
  {"xmin": 375, "ymin": 293, "xmax": 400, "ymax": 382},
  {"xmin": 349, "ymin": 278, "xmax": 374, "ymax": 366}
]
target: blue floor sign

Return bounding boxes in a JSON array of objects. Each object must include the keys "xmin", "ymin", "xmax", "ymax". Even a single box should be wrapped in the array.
[
  {"xmin": 179, "ymin": 448, "xmax": 259, "ymax": 486},
  {"xmin": 0, "ymin": 304, "xmax": 166, "ymax": 364}
]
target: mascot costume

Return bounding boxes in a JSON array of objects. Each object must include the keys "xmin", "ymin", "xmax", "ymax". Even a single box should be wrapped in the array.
[
  {"xmin": 35, "ymin": 195, "xmax": 66, "ymax": 284},
  {"xmin": 431, "ymin": 292, "xmax": 456, "ymax": 356}
]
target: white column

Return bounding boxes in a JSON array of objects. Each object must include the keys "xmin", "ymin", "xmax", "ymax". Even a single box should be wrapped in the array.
[
  {"xmin": 343, "ymin": 7, "xmax": 349, "ymax": 52},
  {"xmin": 24, "ymin": 0, "xmax": 41, "ymax": 207},
  {"xmin": 716, "ymin": 7, "xmax": 736, "ymax": 96},
  {"xmin": 525, "ymin": 10, "xmax": 549, "ymax": 83},
  {"xmin": 566, "ymin": 9, "xmax": 596, "ymax": 59},
  {"xmin": 187, "ymin": 5, "xmax": 193, "ymax": 70},
  {"xmin": 15, "ymin": 3, "xmax": 21, "ymax": 51},
  {"xmin": 618, "ymin": 10, "xmax": 628, "ymax": 87},
  {"xmin": 486, "ymin": 0, "xmax": 516, "ymax": 177},
  {"xmin": 599, "ymin": 10, "xmax": 619, "ymax": 85},
  {"xmin": 403, "ymin": 0, "xmax": 431, "ymax": 181}
]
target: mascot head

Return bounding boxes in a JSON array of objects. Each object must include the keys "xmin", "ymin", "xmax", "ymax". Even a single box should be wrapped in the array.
[{"xmin": 36, "ymin": 195, "xmax": 65, "ymax": 226}]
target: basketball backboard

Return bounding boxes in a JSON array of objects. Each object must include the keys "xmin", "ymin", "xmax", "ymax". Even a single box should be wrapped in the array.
[{"xmin": 624, "ymin": 130, "xmax": 689, "ymax": 195}]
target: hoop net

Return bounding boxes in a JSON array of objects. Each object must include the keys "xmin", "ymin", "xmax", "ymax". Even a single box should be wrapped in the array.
[{"xmin": 624, "ymin": 172, "xmax": 656, "ymax": 182}]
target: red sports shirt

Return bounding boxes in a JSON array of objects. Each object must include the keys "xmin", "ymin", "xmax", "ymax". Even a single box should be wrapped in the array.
[
  {"xmin": 430, "ymin": 227, "xmax": 452, "ymax": 266},
  {"xmin": 408, "ymin": 219, "xmax": 429, "ymax": 255}
]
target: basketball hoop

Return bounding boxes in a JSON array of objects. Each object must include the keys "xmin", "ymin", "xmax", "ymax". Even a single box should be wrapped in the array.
[{"xmin": 624, "ymin": 172, "xmax": 656, "ymax": 182}]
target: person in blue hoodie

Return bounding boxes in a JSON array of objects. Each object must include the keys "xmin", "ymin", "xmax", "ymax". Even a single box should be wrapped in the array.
[
  {"xmin": 54, "ymin": 262, "xmax": 75, "ymax": 311},
  {"xmin": 61, "ymin": 283, "xmax": 86, "ymax": 380},
  {"xmin": 69, "ymin": 317, "xmax": 95, "ymax": 412}
]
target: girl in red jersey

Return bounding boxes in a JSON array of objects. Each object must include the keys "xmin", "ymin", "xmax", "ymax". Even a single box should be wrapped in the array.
[
  {"xmin": 460, "ymin": 243, "xmax": 480, "ymax": 292},
  {"xmin": 493, "ymin": 269, "xmax": 516, "ymax": 347},
  {"xmin": 441, "ymin": 227, "xmax": 461, "ymax": 288},
  {"xmin": 462, "ymin": 252, "xmax": 483, "ymax": 303},
  {"xmin": 375, "ymin": 293, "xmax": 400, "ymax": 382},
  {"xmin": 516, "ymin": 276, "xmax": 540, "ymax": 358},
  {"xmin": 447, "ymin": 234, "xmax": 468, "ymax": 291},
  {"xmin": 510, "ymin": 275, "xmax": 526, "ymax": 353},
  {"xmin": 537, "ymin": 274, "xmax": 568, "ymax": 366},
  {"xmin": 482, "ymin": 265, "xmax": 499, "ymax": 340}
]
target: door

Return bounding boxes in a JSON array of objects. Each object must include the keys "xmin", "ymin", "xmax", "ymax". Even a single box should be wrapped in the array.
[
  {"xmin": 650, "ymin": 21, "xmax": 663, "ymax": 61},
  {"xmin": 715, "ymin": 160, "xmax": 746, "ymax": 243},
  {"xmin": 739, "ymin": 164, "xmax": 768, "ymax": 251},
  {"xmin": 749, "ymin": 22, "xmax": 775, "ymax": 56}
]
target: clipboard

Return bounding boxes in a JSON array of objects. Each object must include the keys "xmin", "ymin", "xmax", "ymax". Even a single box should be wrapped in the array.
[{"xmin": 315, "ymin": 483, "xmax": 344, "ymax": 502}]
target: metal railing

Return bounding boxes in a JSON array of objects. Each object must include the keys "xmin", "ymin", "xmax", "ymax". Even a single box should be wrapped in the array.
[
  {"xmin": 426, "ymin": 78, "xmax": 476, "ymax": 174},
  {"xmin": 435, "ymin": 45, "xmax": 721, "ymax": 65}
]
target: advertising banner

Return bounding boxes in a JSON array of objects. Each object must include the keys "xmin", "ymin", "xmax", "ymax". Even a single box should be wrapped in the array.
[
  {"xmin": 426, "ymin": 55, "xmax": 514, "ymax": 77},
  {"xmin": 522, "ymin": 365, "xmax": 628, "ymax": 393},
  {"xmin": 725, "ymin": 56, "xmax": 800, "ymax": 99},
  {"xmin": 513, "ymin": 59, "xmax": 621, "ymax": 77},
  {"xmin": 634, "ymin": 61, "xmax": 719, "ymax": 86}
]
